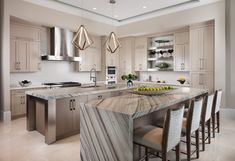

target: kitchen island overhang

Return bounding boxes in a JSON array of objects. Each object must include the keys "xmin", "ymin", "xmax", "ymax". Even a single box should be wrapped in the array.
[{"xmin": 80, "ymin": 87, "xmax": 208, "ymax": 161}]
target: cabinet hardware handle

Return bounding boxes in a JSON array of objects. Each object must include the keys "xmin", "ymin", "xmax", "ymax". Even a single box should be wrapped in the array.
[
  {"xmin": 69, "ymin": 100, "xmax": 73, "ymax": 111},
  {"xmin": 73, "ymin": 99, "xmax": 76, "ymax": 110},
  {"xmin": 98, "ymin": 95, "xmax": 102, "ymax": 99}
]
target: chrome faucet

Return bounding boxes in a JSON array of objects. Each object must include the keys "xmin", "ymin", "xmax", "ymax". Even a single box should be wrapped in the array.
[{"xmin": 90, "ymin": 68, "xmax": 97, "ymax": 87}]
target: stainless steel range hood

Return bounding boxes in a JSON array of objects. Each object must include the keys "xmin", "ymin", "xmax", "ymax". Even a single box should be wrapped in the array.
[{"xmin": 41, "ymin": 27, "xmax": 81, "ymax": 61}]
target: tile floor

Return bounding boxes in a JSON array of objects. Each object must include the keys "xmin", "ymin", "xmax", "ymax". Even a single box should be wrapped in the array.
[{"xmin": 0, "ymin": 109, "xmax": 234, "ymax": 161}]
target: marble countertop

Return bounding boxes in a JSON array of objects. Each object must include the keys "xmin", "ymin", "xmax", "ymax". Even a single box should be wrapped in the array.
[
  {"xmin": 133, "ymin": 81, "xmax": 190, "ymax": 87},
  {"xmin": 85, "ymin": 87, "xmax": 208, "ymax": 118},
  {"xmin": 26, "ymin": 84, "xmax": 135, "ymax": 100},
  {"xmin": 10, "ymin": 85, "xmax": 50, "ymax": 90}
]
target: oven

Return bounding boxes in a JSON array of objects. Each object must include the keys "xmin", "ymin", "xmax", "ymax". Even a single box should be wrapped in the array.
[{"xmin": 106, "ymin": 66, "xmax": 117, "ymax": 84}]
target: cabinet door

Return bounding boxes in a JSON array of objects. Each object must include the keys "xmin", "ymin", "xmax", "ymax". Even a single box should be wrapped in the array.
[
  {"xmin": 203, "ymin": 26, "xmax": 214, "ymax": 72},
  {"xmin": 75, "ymin": 36, "xmax": 101, "ymax": 71},
  {"xmin": 11, "ymin": 92, "xmax": 26, "ymax": 117},
  {"xmin": 174, "ymin": 31, "xmax": 189, "ymax": 44},
  {"xmin": 29, "ymin": 41, "xmax": 40, "ymax": 72},
  {"xmin": 134, "ymin": 37, "xmax": 147, "ymax": 71},
  {"xmin": 190, "ymin": 28, "xmax": 203, "ymax": 71},
  {"xmin": 106, "ymin": 50, "xmax": 119, "ymax": 67},
  {"xmin": 17, "ymin": 40, "xmax": 29, "ymax": 71},
  {"xmin": 56, "ymin": 98, "xmax": 73, "ymax": 137},
  {"xmin": 10, "ymin": 39, "xmax": 17, "ymax": 72},
  {"xmin": 174, "ymin": 44, "xmax": 189, "ymax": 71},
  {"xmin": 190, "ymin": 72, "xmax": 214, "ymax": 93}
]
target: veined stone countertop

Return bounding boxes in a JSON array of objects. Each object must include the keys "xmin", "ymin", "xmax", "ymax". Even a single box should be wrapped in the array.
[
  {"xmin": 26, "ymin": 83, "xmax": 135, "ymax": 100},
  {"xmin": 84, "ymin": 87, "xmax": 208, "ymax": 118}
]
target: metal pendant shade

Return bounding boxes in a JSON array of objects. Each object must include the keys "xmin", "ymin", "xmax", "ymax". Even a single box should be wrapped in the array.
[
  {"xmin": 72, "ymin": 25, "xmax": 93, "ymax": 50},
  {"xmin": 106, "ymin": 32, "xmax": 120, "ymax": 53}
]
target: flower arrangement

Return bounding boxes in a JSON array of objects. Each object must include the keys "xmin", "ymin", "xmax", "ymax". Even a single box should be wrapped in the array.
[{"xmin": 121, "ymin": 74, "xmax": 138, "ymax": 87}]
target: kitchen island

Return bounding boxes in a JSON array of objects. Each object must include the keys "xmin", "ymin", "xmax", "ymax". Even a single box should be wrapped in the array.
[
  {"xmin": 80, "ymin": 87, "xmax": 207, "ymax": 161},
  {"xmin": 26, "ymin": 84, "xmax": 134, "ymax": 144}
]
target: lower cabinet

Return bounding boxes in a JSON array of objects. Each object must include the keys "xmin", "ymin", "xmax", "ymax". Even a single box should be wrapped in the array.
[
  {"xmin": 10, "ymin": 91, "xmax": 26, "ymax": 119},
  {"xmin": 190, "ymin": 72, "xmax": 214, "ymax": 93},
  {"xmin": 56, "ymin": 96, "xmax": 87, "ymax": 138}
]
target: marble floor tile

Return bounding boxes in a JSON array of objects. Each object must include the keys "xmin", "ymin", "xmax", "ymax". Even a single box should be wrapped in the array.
[{"xmin": 0, "ymin": 109, "xmax": 234, "ymax": 161}]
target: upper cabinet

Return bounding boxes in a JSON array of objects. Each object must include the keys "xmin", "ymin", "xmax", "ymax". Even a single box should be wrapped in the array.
[
  {"xmin": 174, "ymin": 31, "xmax": 190, "ymax": 71},
  {"xmin": 134, "ymin": 37, "xmax": 147, "ymax": 71},
  {"xmin": 118, "ymin": 37, "xmax": 135, "ymax": 80},
  {"xmin": 10, "ymin": 22, "xmax": 41, "ymax": 73},
  {"xmin": 190, "ymin": 25, "xmax": 214, "ymax": 72},
  {"xmin": 106, "ymin": 50, "xmax": 119, "ymax": 67},
  {"xmin": 75, "ymin": 36, "xmax": 102, "ymax": 71}
]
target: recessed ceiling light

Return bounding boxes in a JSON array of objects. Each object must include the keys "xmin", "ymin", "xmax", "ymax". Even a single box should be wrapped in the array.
[
  {"xmin": 93, "ymin": 7, "xmax": 97, "ymax": 10},
  {"xmin": 142, "ymin": 6, "xmax": 147, "ymax": 9}
]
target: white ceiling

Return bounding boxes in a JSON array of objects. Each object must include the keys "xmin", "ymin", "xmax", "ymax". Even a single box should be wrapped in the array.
[
  {"xmin": 23, "ymin": 0, "xmax": 221, "ymax": 26},
  {"xmin": 55, "ymin": 0, "xmax": 197, "ymax": 21}
]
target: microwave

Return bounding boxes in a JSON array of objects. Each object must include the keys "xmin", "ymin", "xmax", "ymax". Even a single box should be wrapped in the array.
[{"xmin": 106, "ymin": 66, "xmax": 116, "ymax": 75}]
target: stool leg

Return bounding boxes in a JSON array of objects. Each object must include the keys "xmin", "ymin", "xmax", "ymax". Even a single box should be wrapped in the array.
[
  {"xmin": 196, "ymin": 129, "xmax": 200, "ymax": 159},
  {"xmin": 145, "ymin": 147, "xmax": 149, "ymax": 161},
  {"xmin": 176, "ymin": 143, "xmax": 180, "ymax": 161},
  {"xmin": 208, "ymin": 119, "xmax": 211, "ymax": 144},
  {"xmin": 162, "ymin": 151, "xmax": 167, "ymax": 161},
  {"xmin": 201, "ymin": 123, "xmax": 205, "ymax": 151},
  {"xmin": 217, "ymin": 111, "xmax": 220, "ymax": 133},
  {"xmin": 186, "ymin": 133, "xmax": 191, "ymax": 161},
  {"xmin": 212, "ymin": 114, "xmax": 216, "ymax": 138}
]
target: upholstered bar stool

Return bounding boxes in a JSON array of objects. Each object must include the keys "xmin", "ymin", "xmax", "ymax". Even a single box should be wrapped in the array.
[
  {"xmin": 200, "ymin": 94, "xmax": 214, "ymax": 151},
  {"xmin": 181, "ymin": 99, "xmax": 203, "ymax": 161},
  {"xmin": 133, "ymin": 106, "xmax": 185, "ymax": 161},
  {"xmin": 212, "ymin": 89, "xmax": 222, "ymax": 138}
]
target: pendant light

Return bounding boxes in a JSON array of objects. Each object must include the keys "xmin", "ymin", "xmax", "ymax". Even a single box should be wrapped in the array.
[
  {"xmin": 72, "ymin": 25, "xmax": 93, "ymax": 50},
  {"xmin": 106, "ymin": 0, "xmax": 120, "ymax": 53},
  {"xmin": 72, "ymin": 0, "xmax": 93, "ymax": 50}
]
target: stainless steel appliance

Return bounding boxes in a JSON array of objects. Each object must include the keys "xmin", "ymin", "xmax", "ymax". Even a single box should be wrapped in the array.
[
  {"xmin": 106, "ymin": 66, "xmax": 117, "ymax": 84},
  {"xmin": 41, "ymin": 27, "xmax": 81, "ymax": 62},
  {"xmin": 43, "ymin": 82, "xmax": 81, "ymax": 88}
]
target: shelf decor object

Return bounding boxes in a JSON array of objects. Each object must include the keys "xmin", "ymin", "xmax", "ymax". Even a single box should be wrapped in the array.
[
  {"xmin": 106, "ymin": 0, "xmax": 120, "ymax": 53},
  {"xmin": 72, "ymin": 25, "xmax": 94, "ymax": 50}
]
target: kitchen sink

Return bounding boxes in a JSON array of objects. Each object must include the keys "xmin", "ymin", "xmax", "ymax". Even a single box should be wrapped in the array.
[{"xmin": 81, "ymin": 85, "xmax": 101, "ymax": 88}]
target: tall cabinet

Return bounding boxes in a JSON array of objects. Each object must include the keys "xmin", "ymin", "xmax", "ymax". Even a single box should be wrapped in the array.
[
  {"xmin": 118, "ymin": 37, "xmax": 135, "ymax": 81},
  {"xmin": 190, "ymin": 22, "xmax": 214, "ymax": 92},
  {"xmin": 134, "ymin": 37, "xmax": 148, "ymax": 71},
  {"xmin": 174, "ymin": 31, "xmax": 190, "ymax": 71}
]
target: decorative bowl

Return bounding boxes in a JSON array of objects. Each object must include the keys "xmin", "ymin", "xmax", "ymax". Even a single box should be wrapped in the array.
[{"xmin": 19, "ymin": 81, "xmax": 32, "ymax": 87}]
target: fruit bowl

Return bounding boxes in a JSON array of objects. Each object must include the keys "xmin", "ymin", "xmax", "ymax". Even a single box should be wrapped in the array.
[{"xmin": 130, "ymin": 86, "xmax": 176, "ymax": 96}]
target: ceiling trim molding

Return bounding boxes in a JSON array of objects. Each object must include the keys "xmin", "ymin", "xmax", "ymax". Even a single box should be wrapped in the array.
[{"xmin": 54, "ymin": 0, "xmax": 200, "ymax": 22}]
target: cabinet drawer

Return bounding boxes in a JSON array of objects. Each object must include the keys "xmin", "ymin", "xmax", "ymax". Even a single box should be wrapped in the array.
[{"xmin": 87, "ymin": 92, "xmax": 111, "ymax": 101}]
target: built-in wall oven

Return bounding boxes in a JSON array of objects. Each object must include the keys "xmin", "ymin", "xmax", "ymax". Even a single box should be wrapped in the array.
[{"xmin": 106, "ymin": 66, "xmax": 117, "ymax": 84}]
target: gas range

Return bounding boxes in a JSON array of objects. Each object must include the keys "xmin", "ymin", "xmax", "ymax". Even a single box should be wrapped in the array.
[{"xmin": 43, "ymin": 82, "xmax": 81, "ymax": 88}]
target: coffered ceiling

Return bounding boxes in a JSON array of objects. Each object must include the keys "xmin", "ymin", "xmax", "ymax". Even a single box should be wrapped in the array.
[{"xmin": 23, "ymin": 0, "xmax": 221, "ymax": 25}]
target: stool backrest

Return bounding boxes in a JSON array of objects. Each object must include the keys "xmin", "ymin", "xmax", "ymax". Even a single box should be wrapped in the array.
[
  {"xmin": 204, "ymin": 94, "xmax": 214, "ymax": 122},
  {"xmin": 163, "ymin": 105, "xmax": 184, "ymax": 152},
  {"xmin": 188, "ymin": 99, "xmax": 203, "ymax": 133},
  {"xmin": 214, "ymin": 90, "xmax": 222, "ymax": 113}
]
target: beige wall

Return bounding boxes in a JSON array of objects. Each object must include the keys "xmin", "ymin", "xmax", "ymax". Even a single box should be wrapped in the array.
[
  {"xmin": 117, "ymin": 1, "xmax": 227, "ymax": 108},
  {"xmin": 226, "ymin": 0, "xmax": 235, "ymax": 108},
  {"xmin": 0, "ymin": 0, "xmax": 4, "ymax": 120}
]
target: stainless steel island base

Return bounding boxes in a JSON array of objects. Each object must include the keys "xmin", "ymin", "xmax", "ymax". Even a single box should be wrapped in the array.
[{"xmin": 27, "ymin": 95, "xmax": 57, "ymax": 144}]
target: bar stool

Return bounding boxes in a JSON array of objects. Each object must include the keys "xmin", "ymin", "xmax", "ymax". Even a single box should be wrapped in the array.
[
  {"xmin": 133, "ymin": 106, "xmax": 185, "ymax": 161},
  {"xmin": 201, "ymin": 94, "xmax": 214, "ymax": 151},
  {"xmin": 212, "ymin": 89, "xmax": 222, "ymax": 138},
  {"xmin": 181, "ymin": 98, "xmax": 203, "ymax": 161}
]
